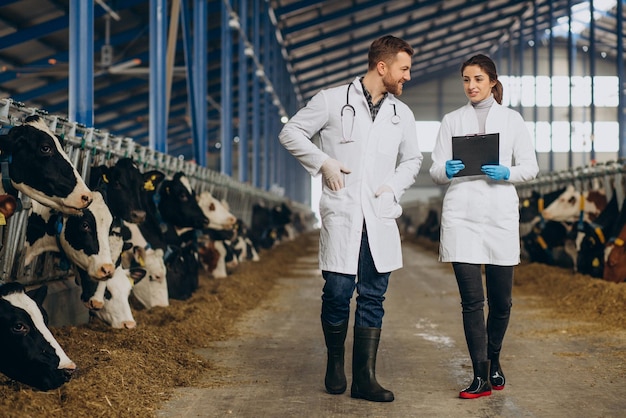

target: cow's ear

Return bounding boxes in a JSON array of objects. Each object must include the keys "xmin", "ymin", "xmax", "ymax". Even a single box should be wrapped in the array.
[
  {"xmin": 0, "ymin": 125, "xmax": 24, "ymax": 153},
  {"xmin": 89, "ymin": 165, "xmax": 109, "ymax": 190},
  {"xmin": 26, "ymin": 284, "xmax": 48, "ymax": 306},
  {"xmin": 143, "ymin": 170, "xmax": 166, "ymax": 191}
]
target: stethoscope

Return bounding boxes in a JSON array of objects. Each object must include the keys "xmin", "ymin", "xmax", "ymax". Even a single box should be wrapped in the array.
[{"xmin": 340, "ymin": 82, "xmax": 400, "ymax": 143}]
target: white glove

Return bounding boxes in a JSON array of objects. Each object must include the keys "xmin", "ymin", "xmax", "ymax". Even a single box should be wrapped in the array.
[{"xmin": 321, "ymin": 158, "xmax": 351, "ymax": 191}]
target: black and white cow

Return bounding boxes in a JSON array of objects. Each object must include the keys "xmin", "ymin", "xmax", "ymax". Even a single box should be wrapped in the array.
[
  {"xmin": 0, "ymin": 115, "xmax": 92, "ymax": 215},
  {"xmin": 249, "ymin": 202, "xmax": 293, "ymax": 250},
  {"xmin": 0, "ymin": 282, "xmax": 76, "ymax": 391},
  {"xmin": 24, "ymin": 193, "xmax": 117, "ymax": 282},
  {"xmin": 89, "ymin": 158, "xmax": 147, "ymax": 224},
  {"xmin": 24, "ymin": 193, "xmax": 142, "ymax": 328},
  {"xmin": 123, "ymin": 221, "xmax": 168, "ymax": 309},
  {"xmin": 139, "ymin": 171, "xmax": 208, "ymax": 300}
]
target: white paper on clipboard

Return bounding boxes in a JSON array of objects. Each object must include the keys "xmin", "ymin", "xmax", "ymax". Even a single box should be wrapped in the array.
[{"xmin": 451, "ymin": 133, "xmax": 499, "ymax": 177}]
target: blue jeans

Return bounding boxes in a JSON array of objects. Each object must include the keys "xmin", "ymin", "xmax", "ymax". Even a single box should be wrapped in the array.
[{"xmin": 321, "ymin": 227, "xmax": 390, "ymax": 328}]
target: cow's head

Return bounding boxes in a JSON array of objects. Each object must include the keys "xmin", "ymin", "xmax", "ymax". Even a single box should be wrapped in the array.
[
  {"xmin": 197, "ymin": 191, "xmax": 236, "ymax": 230},
  {"xmin": 126, "ymin": 247, "xmax": 169, "ymax": 309},
  {"xmin": 0, "ymin": 282, "xmax": 76, "ymax": 391},
  {"xmin": 0, "ymin": 115, "xmax": 92, "ymax": 215},
  {"xmin": 85, "ymin": 267, "xmax": 143, "ymax": 329},
  {"xmin": 158, "ymin": 172, "xmax": 208, "ymax": 230},
  {"xmin": 90, "ymin": 158, "xmax": 147, "ymax": 224},
  {"xmin": 165, "ymin": 245, "xmax": 199, "ymax": 300},
  {"xmin": 59, "ymin": 192, "xmax": 116, "ymax": 280}
]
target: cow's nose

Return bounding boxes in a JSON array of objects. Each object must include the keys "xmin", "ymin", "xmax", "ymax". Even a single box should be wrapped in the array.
[
  {"xmin": 81, "ymin": 192, "xmax": 93, "ymax": 205},
  {"xmin": 122, "ymin": 321, "xmax": 137, "ymax": 329},
  {"xmin": 98, "ymin": 264, "xmax": 115, "ymax": 279},
  {"xmin": 130, "ymin": 210, "xmax": 146, "ymax": 223},
  {"xmin": 62, "ymin": 365, "xmax": 77, "ymax": 382}
]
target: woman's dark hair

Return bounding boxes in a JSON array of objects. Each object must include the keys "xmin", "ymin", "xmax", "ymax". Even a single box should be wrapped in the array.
[
  {"xmin": 461, "ymin": 54, "xmax": 503, "ymax": 104},
  {"xmin": 368, "ymin": 35, "xmax": 414, "ymax": 70}
]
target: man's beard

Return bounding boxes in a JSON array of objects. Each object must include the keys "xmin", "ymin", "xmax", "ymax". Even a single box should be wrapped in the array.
[{"xmin": 383, "ymin": 75, "xmax": 403, "ymax": 96}]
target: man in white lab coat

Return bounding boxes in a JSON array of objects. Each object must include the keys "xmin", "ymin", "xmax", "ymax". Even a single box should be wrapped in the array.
[{"xmin": 279, "ymin": 35, "xmax": 422, "ymax": 403}]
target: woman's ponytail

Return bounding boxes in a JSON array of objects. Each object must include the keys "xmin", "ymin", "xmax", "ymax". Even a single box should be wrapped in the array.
[{"xmin": 493, "ymin": 80, "xmax": 503, "ymax": 104}]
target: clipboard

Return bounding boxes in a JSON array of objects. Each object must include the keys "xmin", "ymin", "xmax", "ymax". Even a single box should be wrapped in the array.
[{"xmin": 452, "ymin": 133, "xmax": 499, "ymax": 177}]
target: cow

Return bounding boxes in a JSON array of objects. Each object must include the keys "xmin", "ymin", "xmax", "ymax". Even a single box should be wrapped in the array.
[
  {"xmin": 139, "ymin": 171, "xmax": 208, "ymax": 300},
  {"xmin": 575, "ymin": 191, "xmax": 620, "ymax": 277},
  {"xmin": 196, "ymin": 191, "xmax": 237, "ymax": 230},
  {"xmin": 604, "ymin": 225, "xmax": 626, "ymax": 283},
  {"xmin": 230, "ymin": 219, "xmax": 260, "ymax": 263},
  {"xmin": 198, "ymin": 228, "xmax": 238, "ymax": 279},
  {"xmin": 24, "ymin": 193, "xmax": 117, "ymax": 283},
  {"xmin": 249, "ymin": 202, "xmax": 293, "ymax": 250},
  {"xmin": 78, "ymin": 266, "xmax": 144, "ymax": 329},
  {"xmin": 0, "ymin": 115, "xmax": 92, "ymax": 215},
  {"xmin": 541, "ymin": 185, "xmax": 608, "ymax": 223},
  {"xmin": 602, "ymin": 194, "xmax": 626, "ymax": 283},
  {"xmin": 196, "ymin": 191, "xmax": 243, "ymax": 278},
  {"xmin": 123, "ymin": 221, "xmax": 168, "ymax": 309},
  {"xmin": 89, "ymin": 158, "xmax": 147, "ymax": 224},
  {"xmin": 0, "ymin": 282, "xmax": 76, "ymax": 391},
  {"xmin": 416, "ymin": 208, "xmax": 441, "ymax": 242},
  {"xmin": 521, "ymin": 220, "xmax": 573, "ymax": 267}
]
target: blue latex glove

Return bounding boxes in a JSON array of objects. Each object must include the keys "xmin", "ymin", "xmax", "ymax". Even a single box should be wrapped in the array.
[
  {"xmin": 445, "ymin": 160, "xmax": 465, "ymax": 179},
  {"xmin": 481, "ymin": 165, "xmax": 510, "ymax": 181}
]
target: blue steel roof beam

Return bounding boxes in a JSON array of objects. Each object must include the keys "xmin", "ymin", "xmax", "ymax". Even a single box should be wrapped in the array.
[
  {"xmin": 285, "ymin": 0, "xmax": 445, "ymax": 52},
  {"xmin": 272, "ymin": 0, "xmax": 326, "ymax": 17},
  {"xmin": 299, "ymin": 15, "xmax": 550, "ymax": 98},
  {"xmin": 296, "ymin": 5, "xmax": 531, "ymax": 95},
  {"xmin": 296, "ymin": 1, "xmax": 576, "ymax": 94},
  {"xmin": 278, "ymin": 0, "xmax": 403, "ymax": 37},
  {"xmin": 290, "ymin": 1, "xmax": 529, "ymax": 78},
  {"xmin": 0, "ymin": 0, "xmax": 145, "ymax": 49},
  {"xmin": 98, "ymin": 95, "xmax": 190, "ymax": 141},
  {"xmin": 93, "ymin": 80, "xmax": 188, "ymax": 130},
  {"xmin": 0, "ymin": 26, "xmax": 151, "ymax": 85}
]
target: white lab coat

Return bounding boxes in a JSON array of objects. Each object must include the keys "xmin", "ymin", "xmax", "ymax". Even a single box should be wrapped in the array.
[
  {"xmin": 279, "ymin": 77, "xmax": 422, "ymax": 274},
  {"xmin": 429, "ymin": 101, "xmax": 539, "ymax": 265}
]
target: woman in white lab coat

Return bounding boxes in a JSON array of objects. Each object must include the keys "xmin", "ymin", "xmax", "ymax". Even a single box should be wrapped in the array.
[
  {"xmin": 430, "ymin": 54, "xmax": 538, "ymax": 399},
  {"xmin": 279, "ymin": 36, "xmax": 422, "ymax": 403}
]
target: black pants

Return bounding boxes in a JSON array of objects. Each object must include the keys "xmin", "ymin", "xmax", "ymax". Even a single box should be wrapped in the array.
[{"xmin": 452, "ymin": 263, "xmax": 514, "ymax": 364}]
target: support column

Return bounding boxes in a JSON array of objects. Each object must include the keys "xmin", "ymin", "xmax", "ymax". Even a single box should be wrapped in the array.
[
  {"xmin": 68, "ymin": 0, "xmax": 94, "ymax": 126},
  {"xmin": 150, "ymin": 0, "xmax": 168, "ymax": 153}
]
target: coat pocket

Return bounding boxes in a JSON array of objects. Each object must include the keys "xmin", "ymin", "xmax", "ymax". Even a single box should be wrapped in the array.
[{"xmin": 376, "ymin": 192, "xmax": 402, "ymax": 219}]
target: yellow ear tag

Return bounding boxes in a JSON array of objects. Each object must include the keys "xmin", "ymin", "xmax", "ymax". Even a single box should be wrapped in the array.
[
  {"xmin": 128, "ymin": 277, "xmax": 135, "ymax": 287},
  {"xmin": 0, "ymin": 213, "xmax": 6, "ymax": 226},
  {"xmin": 144, "ymin": 179, "xmax": 155, "ymax": 191},
  {"xmin": 102, "ymin": 174, "xmax": 109, "ymax": 184},
  {"xmin": 615, "ymin": 238, "xmax": 625, "ymax": 247},
  {"xmin": 137, "ymin": 254, "xmax": 145, "ymax": 267}
]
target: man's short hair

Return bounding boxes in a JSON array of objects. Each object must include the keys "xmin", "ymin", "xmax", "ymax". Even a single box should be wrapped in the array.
[{"xmin": 368, "ymin": 35, "xmax": 414, "ymax": 70}]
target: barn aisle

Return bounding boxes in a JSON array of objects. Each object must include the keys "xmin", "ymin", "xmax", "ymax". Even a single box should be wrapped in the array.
[{"xmin": 157, "ymin": 232, "xmax": 626, "ymax": 418}]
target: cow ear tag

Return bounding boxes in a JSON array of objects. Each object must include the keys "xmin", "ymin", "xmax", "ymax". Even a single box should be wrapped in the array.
[
  {"xmin": 144, "ymin": 179, "xmax": 155, "ymax": 191},
  {"xmin": 102, "ymin": 174, "xmax": 109, "ymax": 184},
  {"xmin": 0, "ymin": 212, "xmax": 6, "ymax": 225}
]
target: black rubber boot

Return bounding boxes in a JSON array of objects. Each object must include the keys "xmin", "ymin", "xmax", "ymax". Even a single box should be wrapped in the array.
[
  {"xmin": 321, "ymin": 320, "xmax": 348, "ymax": 394},
  {"xmin": 350, "ymin": 327, "xmax": 394, "ymax": 402},
  {"xmin": 489, "ymin": 352, "xmax": 505, "ymax": 390},
  {"xmin": 459, "ymin": 360, "xmax": 492, "ymax": 399}
]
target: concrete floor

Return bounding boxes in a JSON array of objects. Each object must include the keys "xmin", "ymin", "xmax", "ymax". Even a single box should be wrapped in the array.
[{"xmin": 157, "ymin": 236, "xmax": 626, "ymax": 418}]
